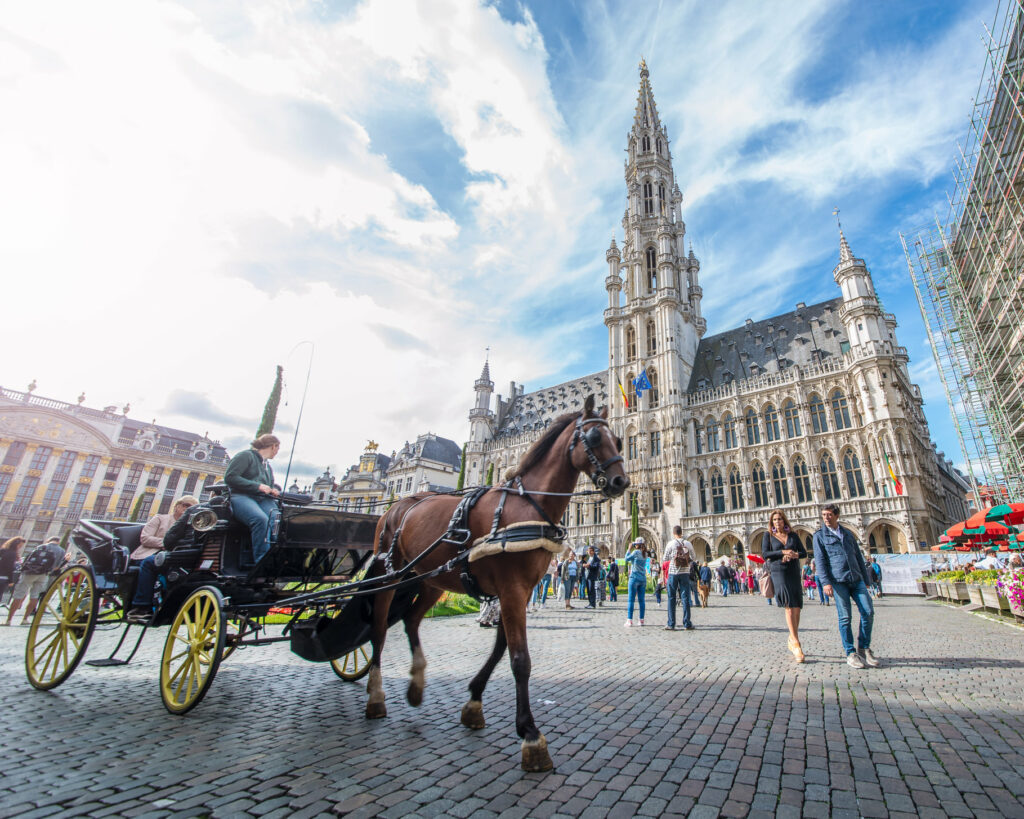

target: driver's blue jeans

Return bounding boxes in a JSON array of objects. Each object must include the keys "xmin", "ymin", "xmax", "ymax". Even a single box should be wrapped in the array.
[
  {"xmin": 831, "ymin": 579, "xmax": 874, "ymax": 656},
  {"xmin": 232, "ymin": 494, "xmax": 277, "ymax": 563}
]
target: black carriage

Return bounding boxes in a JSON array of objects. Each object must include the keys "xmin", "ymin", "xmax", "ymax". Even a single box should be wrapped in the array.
[{"xmin": 24, "ymin": 486, "xmax": 384, "ymax": 714}]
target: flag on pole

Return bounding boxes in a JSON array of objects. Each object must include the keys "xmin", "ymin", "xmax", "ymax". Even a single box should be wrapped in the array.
[
  {"xmin": 615, "ymin": 375, "xmax": 630, "ymax": 408},
  {"xmin": 884, "ymin": 452, "xmax": 904, "ymax": 496},
  {"xmin": 633, "ymin": 369, "xmax": 652, "ymax": 397}
]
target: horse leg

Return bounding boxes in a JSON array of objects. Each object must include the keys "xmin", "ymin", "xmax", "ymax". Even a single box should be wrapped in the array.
[
  {"xmin": 365, "ymin": 587, "xmax": 394, "ymax": 720},
  {"xmin": 403, "ymin": 586, "xmax": 444, "ymax": 707},
  {"xmin": 502, "ymin": 591, "xmax": 554, "ymax": 772},
  {"xmin": 461, "ymin": 613, "xmax": 508, "ymax": 730}
]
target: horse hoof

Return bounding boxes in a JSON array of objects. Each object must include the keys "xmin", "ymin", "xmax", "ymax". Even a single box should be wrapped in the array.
[
  {"xmin": 407, "ymin": 683, "xmax": 423, "ymax": 707},
  {"xmin": 460, "ymin": 700, "xmax": 485, "ymax": 729},
  {"xmin": 365, "ymin": 702, "xmax": 387, "ymax": 720},
  {"xmin": 521, "ymin": 734, "xmax": 553, "ymax": 772}
]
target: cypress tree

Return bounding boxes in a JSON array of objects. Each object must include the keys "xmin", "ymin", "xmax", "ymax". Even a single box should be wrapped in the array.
[
  {"xmin": 128, "ymin": 492, "xmax": 145, "ymax": 522},
  {"xmin": 257, "ymin": 364, "xmax": 284, "ymax": 437},
  {"xmin": 485, "ymin": 462, "xmax": 494, "ymax": 486},
  {"xmin": 456, "ymin": 443, "xmax": 467, "ymax": 490}
]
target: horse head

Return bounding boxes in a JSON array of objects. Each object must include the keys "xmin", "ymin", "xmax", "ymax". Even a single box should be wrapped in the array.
[{"xmin": 569, "ymin": 394, "xmax": 630, "ymax": 498}]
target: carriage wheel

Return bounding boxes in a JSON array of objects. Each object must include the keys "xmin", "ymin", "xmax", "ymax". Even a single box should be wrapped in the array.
[
  {"xmin": 330, "ymin": 643, "xmax": 371, "ymax": 681},
  {"xmin": 25, "ymin": 566, "xmax": 98, "ymax": 690},
  {"xmin": 160, "ymin": 587, "xmax": 225, "ymax": 715}
]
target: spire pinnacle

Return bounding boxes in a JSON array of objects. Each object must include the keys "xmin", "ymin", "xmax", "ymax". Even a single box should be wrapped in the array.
[
  {"xmin": 479, "ymin": 348, "xmax": 491, "ymax": 383},
  {"xmin": 633, "ymin": 58, "xmax": 660, "ymax": 131}
]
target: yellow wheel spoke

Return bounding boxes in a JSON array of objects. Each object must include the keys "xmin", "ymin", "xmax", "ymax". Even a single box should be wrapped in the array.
[
  {"xmin": 173, "ymin": 656, "xmax": 194, "ymax": 700},
  {"xmin": 167, "ymin": 654, "xmax": 191, "ymax": 687},
  {"xmin": 38, "ymin": 636, "xmax": 62, "ymax": 681},
  {"xmin": 169, "ymin": 649, "xmax": 190, "ymax": 663}
]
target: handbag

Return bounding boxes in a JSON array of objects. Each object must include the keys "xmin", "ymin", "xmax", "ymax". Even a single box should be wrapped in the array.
[{"xmin": 759, "ymin": 571, "xmax": 774, "ymax": 599}]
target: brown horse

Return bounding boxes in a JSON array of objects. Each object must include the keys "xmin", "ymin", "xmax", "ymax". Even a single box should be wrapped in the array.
[{"xmin": 365, "ymin": 395, "xmax": 629, "ymax": 771}]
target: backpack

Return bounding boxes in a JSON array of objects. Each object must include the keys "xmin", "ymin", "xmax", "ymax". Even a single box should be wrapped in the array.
[
  {"xmin": 21, "ymin": 544, "xmax": 60, "ymax": 575},
  {"xmin": 670, "ymin": 539, "xmax": 691, "ymax": 571}
]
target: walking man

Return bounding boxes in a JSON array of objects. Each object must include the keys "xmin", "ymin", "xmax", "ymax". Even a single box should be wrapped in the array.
[
  {"xmin": 663, "ymin": 526, "xmax": 696, "ymax": 630},
  {"xmin": 812, "ymin": 504, "xmax": 879, "ymax": 669}
]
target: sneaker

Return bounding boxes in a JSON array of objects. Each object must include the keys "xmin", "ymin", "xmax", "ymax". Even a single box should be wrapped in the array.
[
  {"xmin": 126, "ymin": 608, "xmax": 152, "ymax": 624},
  {"xmin": 624, "ymin": 620, "xmax": 632, "ymax": 627},
  {"xmin": 684, "ymin": 624, "xmax": 695, "ymax": 630},
  {"xmin": 862, "ymin": 648, "xmax": 880, "ymax": 667},
  {"xmin": 639, "ymin": 619, "xmax": 645, "ymax": 626},
  {"xmin": 663, "ymin": 625, "xmax": 675, "ymax": 631},
  {"xmin": 846, "ymin": 651, "xmax": 866, "ymax": 669}
]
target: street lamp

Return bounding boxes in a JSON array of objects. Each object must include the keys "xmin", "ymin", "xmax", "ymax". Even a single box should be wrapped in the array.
[{"xmin": 283, "ymin": 341, "xmax": 314, "ymax": 492}]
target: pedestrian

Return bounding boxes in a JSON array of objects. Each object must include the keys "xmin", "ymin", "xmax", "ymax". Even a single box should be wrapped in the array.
[
  {"xmin": 869, "ymin": 556, "xmax": 884, "ymax": 598},
  {"xmin": 653, "ymin": 558, "xmax": 665, "ymax": 605},
  {"xmin": 810, "ymin": 558, "xmax": 829, "ymax": 605},
  {"xmin": 812, "ymin": 504, "xmax": 879, "ymax": 669},
  {"xmin": 539, "ymin": 556, "xmax": 557, "ymax": 608},
  {"xmin": 689, "ymin": 559, "xmax": 701, "ymax": 608},
  {"xmin": 560, "ymin": 552, "xmax": 579, "ymax": 609},
  {"xmin": 5, "ymin": 536, "xmax": 66, "ymax": 626},
  {"xmin": 662, "ymin": 526, "xmax": 696, "ymax": 630},
  {"xmin": 762, "ymin": 509, "xmax": 808, "ymax": 663},
  {"xmin": 584, "ymin": 545, "xmax": 601, "ymax": 608},
  {"xmin": 605, "ymin": 556, "xmax": 619, "ymax": 602},
  {"xmin": 624, "ymin": 537, "xmax": 648, "ymax": 627},
  {"xmin": 0, "ymin": 536, "xmax": 26, "ymax": 608},
  {"xmin": 716, "ymin": 561, "xmax": 730, "ymax": 597}
]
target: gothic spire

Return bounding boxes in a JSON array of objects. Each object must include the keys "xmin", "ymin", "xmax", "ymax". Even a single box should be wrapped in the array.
[
  {"xmin": 839, "ymin": 229, "xmax": 854, "ymax": 264},
  {"xmin": 633, "ymin": 58, "xmax": 661, "ymax": 132}
]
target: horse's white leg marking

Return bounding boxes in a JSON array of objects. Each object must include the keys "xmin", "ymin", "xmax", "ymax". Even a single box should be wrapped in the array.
[
  {"xmin": 366, "ymin": 665, "xmax": 387, "ymax": 718},
  {"xmin": 407, "ymin": 645, "xmax": 426, "ymax": 706}
]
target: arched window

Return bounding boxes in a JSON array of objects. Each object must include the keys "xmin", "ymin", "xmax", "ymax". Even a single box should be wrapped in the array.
[
  {"xmin": 646, "ymin": 319, "xmax": 657, "ymax": 355},
  {"xmin": 697, "ymin": 472, "xmax": 707, "ymax": 514},
  {"xmin": 642, "ymin": 134, "xmax": 651, "ymax": 152},
  {"xmin": 752, "ymin": 463, "xmax": 769, "ymax": 507},
  {"xmin": 646, "ymin": 247, "xmax": 657, "ymax": 291},
  {"xmin": 745, "ymin": 409, "xmax": 760, "ymax": 445},
  {"xmin": 626, "ymin": 372, "xmax": 636, "ymax": 413},
  {"xmin": 658, "ymin": 182, "xmax": 667, "ymax": 215},
  {"xmin": 625, "ymin": 326, "xmax": 637, "ymax": 360},
  {"xmin": 793, "ymin": 456, "xmax": 812, "ymax": 504},
  {"xmin": 643, "ymin": 181, "xmax": 654, "ymax": 215},
  {"xmin": 694, "ymin": 421, "xmax": 703, "ymax": 454},
  {"xmin": 809, "ymin": 394, "xmax": 828, "ymax": 434},
  {"xmin": 729, "ymin": 467, "xmax": 744, "ymax": 509},
  {"xmin": 783, "ymin": 399, "xmax": 801, "ymax": 438},
  {"xmin": 831, "ymin": 389, "xmax": 851, "ymax": 430},
  {"xmin": 771, "ymin": 460, "xmax": 790, "ymax": 505},
  {"xmin": 706, "ymin": 419, "xmax": 720, "ymax": 452},
  {"xmin": 711, "ymin": 470, "xmax": 725, "ymax": 514},
  {"xmin": 648, "ymin": 368, "xmax": 659, "ymax": 408},
  {"xmin": 763, "ymin": 404, "xmax": 780, "ymax": 442},
  {"xmin": 656, "ymin": 137, "xmax": 662, "ymax": 156},
  {"xmin": 723, "ymin": 414, "xmax": 737, "ymax": 448},
  {"xmin": 820, "ymin": 452, "xmax": 841, "ymax": 500},
  {"xmin": 843, "ymin": 449, "xmax": 866, "ymax": 497}
]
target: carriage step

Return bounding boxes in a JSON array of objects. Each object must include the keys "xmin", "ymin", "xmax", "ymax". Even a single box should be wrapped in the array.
[{"xmin": 86, "ymin": 658, "xmax": 132, "ymax": 667}]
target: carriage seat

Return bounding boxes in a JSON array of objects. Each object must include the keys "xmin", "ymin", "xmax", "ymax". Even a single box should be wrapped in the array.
[{"xmin": 114, "ymin": 525, "xmax": 144, "ymax": 560}]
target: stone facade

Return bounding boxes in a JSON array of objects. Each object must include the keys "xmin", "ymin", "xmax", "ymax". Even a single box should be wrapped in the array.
[
  {"xmin": 0, "ymin": 386, "xmax": 228, "ymax": 545},
  {"xmin": 466, "ymin": 62, "xmax": 970, "ymax": 559}
]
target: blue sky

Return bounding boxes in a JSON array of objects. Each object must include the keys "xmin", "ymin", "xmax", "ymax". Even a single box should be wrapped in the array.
[{"xmin": 0, "ymin": 0, "xmax": 993, "ymax": 483}]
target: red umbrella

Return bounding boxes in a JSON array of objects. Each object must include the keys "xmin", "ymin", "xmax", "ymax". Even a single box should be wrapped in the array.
[
  {"xmin": 939, "ymin": 533, "xmax": 952, "ymax": 543},
  {"xmin": 984, "ymin": 502, "xmax": 1024, "ymax": 526},
  {"xmin": 746, "ymin": 554, "xmax": 765, "ymax": 564},
  {"xmin": 962, "ymin": 521, "xmax": 1014, "ymax": 542},
  {"xmin": 965, "ymin": 507, "xmax": 993, "ymax": 529},
  {"xmin": 945, "ymin": 521, "xmax": 970, "ymax": 541}
]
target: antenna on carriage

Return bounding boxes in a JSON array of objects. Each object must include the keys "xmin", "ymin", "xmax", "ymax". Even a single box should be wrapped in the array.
[{"xmin": 283, "ymin": 340, "xmax": 314, "ymax": 492}]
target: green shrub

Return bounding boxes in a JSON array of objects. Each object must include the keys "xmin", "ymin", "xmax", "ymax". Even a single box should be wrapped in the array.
[
  {"xmin": 933, "ymin": 570, "xmax": 966, "ymax": 581},
  {"xmin": 964, "ymin": 569, "xmax": 1000, "ymax": 586}
]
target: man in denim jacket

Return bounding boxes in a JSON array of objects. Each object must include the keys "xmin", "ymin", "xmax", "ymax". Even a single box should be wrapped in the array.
[{"xmin": 812, "ymin": 504, "xmax": 880, "ymax": 669}]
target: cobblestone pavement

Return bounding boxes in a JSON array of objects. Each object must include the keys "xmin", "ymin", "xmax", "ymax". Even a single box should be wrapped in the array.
[{"xmin": 1, "ymin": 592, "xmax": 1023, "ymax": 818}]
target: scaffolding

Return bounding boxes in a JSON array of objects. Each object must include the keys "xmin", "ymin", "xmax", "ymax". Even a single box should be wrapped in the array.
[{"xmin": 900, "ymin": 0, "xmax": 1024, "ymax": 502}]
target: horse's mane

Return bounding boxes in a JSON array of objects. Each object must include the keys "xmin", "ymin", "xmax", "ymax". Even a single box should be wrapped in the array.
[{"xmin": 505, "ymin": 411, "xmax": 577, "ymax": 481}]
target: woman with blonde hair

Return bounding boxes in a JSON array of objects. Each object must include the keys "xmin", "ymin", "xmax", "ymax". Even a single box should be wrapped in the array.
[{"xmin": 761, "ymin": 509, "xmax": 807, "ymax": 662}]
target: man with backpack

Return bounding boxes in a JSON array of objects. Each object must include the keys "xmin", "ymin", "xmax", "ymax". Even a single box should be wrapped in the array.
[
  {"xmin": 605, "ymin": 556, "xmax": 619, "ymax": 602},
  {"xmin": 662, "ymin": 525, "xmax": 696, "ymax": 630},
  {"xmin": 5, "ymin": 536, "xmax": 67, "ymax": 626}
]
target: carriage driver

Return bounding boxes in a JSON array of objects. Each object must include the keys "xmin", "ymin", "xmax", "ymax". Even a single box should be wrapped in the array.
[{"xmin": 224, "ymin": 433, "xmax": 281, "ymax": 565}]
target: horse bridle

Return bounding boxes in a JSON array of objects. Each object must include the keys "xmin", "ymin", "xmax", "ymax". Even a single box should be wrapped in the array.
[{"xmin": 568, "ymin": 415, "xmax": 623, "ymax": 495}]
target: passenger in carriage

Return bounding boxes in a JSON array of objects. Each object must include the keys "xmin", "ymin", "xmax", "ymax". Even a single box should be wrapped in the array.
[
  {"xmin": 224, "ymin": 433, "xmax": 281, "ymax": 565},
  {"xmin": 126, "ymin": 496, "xmax": 198, "ymax": 623}
]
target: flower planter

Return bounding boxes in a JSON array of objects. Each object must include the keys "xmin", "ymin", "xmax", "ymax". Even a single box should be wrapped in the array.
[
  {"xmin": 916, "ymin": 579, "xmax": 926, "ymax": 595},
  {"xmin": 937, "ymin": 581, "xmax": 950, "ymax": 600},
  {"xmin": 950, "ymin": 581, "xmax": 970, "ymax": 602},
  {"xmin": 967, "ymin": 585, "xmax": 985, "ymax": 606},
  {"xmin": 1009, "ymin": 597, "xmax": 1024, "ymax": 620},
  {"xmin": 979, "ymin": 585, "xmax": 1010, "ymax": 612},
  {"xmin": 923, "ymin": 581, "xmax": 938, "ymax": 598}
]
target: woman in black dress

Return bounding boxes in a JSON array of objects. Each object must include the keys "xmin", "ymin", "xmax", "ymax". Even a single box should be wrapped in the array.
[{"xmin": 761, "ymin": 509, "xmax": 807, "ymax": 662}]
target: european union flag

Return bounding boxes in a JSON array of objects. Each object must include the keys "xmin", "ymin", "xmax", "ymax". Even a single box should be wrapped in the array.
[{"xmin": 633, "ymin": 370, "xmax": 652, "ymax": 396}]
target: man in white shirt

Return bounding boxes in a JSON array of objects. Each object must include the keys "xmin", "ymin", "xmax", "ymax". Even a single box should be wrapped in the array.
[
  {"xmin": 974, "ymin": 549, "xmax": 1003, "ymax": 570},
  {"xmin": 663, "ymin": 525, "xmax": 697, "ymax": 630}
]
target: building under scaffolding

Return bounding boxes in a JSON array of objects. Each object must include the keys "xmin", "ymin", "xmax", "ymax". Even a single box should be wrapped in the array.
[{"xmin": 901, "ymin": 0, "xmax": 1024, "ymax": 503}]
